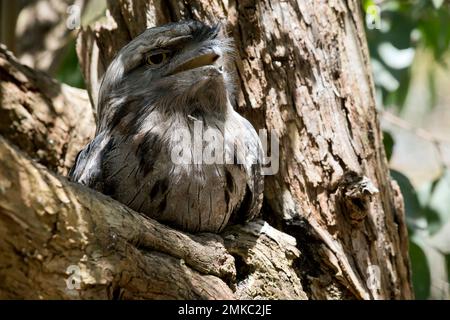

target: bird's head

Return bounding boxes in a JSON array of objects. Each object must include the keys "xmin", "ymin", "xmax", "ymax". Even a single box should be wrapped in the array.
[{"xmin": 97, "ymin": 20, "xmax": 235, "ymax": 130}]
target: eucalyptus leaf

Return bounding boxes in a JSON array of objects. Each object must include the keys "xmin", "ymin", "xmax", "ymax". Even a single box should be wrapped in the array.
[
  {"xmin": 409, "ymin": 238, "xmax": 431, "ymax": 299},
  {"xmin": 429, "ymin": 221, "xmax": 450, "ymax": 254},
  {"xmin": 412, "ymin": 236, "xmax": 449, "ymax": 299},
  {"xmin": 383, "ymin": 131, "xmax": 395, "ymax": 161},
  {"xmin": 428, "ymin": 170, "xmax": 450, "ymax": 225},
  {"xmin": 390, "ymin": 170, "xmax": 422, "ymax": 224}
]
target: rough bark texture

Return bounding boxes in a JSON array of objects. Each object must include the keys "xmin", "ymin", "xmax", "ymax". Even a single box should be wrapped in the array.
[
  {"xmin": 0, "ymin": 135, "xmax": 305, "ymax": 299},
  {"xmin": 77, "ymin": 0, "xmax": 413, "ymax": 299},
  {"xmin": 0, "ymin": 136, "xmax": 231, "ymax": 299},
  {"xmin": 0, "ymin": 0, "xmax": 413, "ymax": 300},
  {"xmin": 0, "ymin": 45, "xmax": 94, "ymax": 175},
  {"xmin": 1, "ymin": 41, "xmax": 306, "ymax": 299}
]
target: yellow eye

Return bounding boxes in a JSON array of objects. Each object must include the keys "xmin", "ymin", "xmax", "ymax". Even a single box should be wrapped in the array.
[{"xmin": 146, "ymin": 52, "xmax": 168, "ymax": 66}]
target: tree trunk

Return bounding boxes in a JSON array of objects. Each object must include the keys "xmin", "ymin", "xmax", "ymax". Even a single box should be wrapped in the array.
[
  {"xmin": 0, "ymin": 45, "xmax": 306, "ymax": 299},
  {"xmin": 0, "ymin": 44, "xmax": 94, "ymax": 175},
  {"xmin": 0, "ymin": 0, "xmax": 413, "ymax": 300}
]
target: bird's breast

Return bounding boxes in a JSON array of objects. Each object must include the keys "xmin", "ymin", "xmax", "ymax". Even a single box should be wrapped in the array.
[{"xmin": 103, "ymin": 115, "xmax": 249, "ymax": 232}]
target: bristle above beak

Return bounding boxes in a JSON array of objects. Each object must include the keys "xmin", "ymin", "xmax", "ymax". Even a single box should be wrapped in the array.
[{"xmin": 191, "ymin": 22, "xmax": 222, "ymax": 42}]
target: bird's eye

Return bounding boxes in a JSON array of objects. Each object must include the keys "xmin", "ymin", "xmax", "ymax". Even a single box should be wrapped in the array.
[{"xmin": 146, "ymin": 52, "xmax": 168, "ymax": 66}]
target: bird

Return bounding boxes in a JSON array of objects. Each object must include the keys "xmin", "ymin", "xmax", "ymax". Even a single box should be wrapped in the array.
[{"xmin": 69, "ymin": 20, "xmax": 264, "ymax": 233}]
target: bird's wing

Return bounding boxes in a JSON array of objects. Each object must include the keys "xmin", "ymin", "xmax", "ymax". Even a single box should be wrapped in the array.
[
  {"xmin": 229, "ymin": 116, "xmax": 264, "ymax": 224},
  {"xmin": 68, "ymin": 131, "xmax": 110, "ymax": 192}
]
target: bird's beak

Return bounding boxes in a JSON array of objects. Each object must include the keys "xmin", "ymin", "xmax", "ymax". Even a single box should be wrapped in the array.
[{"xmin": 168, "ymin": 52, "xmax": 220, "ymax": 76}]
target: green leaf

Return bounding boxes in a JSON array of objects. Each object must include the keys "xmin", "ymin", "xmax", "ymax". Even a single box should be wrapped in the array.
[
  {"xmin": 430, "ymin": 221, "xmax": 450, "ymax": 254},
  {"xmin": 366, "ymin": 0, "xmax": 450, "ymax": 111},
  {"xmin": 411, "ymin": 235, "xmax": 449, "ymax": 299},
  {"xmin": 362, "ymin": 0, "xmax": 377, "ymax": 12},
  {"xmin": 418, "ymin": 236, "xmax": 449, "ymax": 299},
  {"xmin": 383, "ymin": 131, "xmax": 395, "ymax": 161},
  {"xmin": 428, "ymin": 169, "xmax": 450, "ymax": 226},
  {"xmin": 390, "ymin": 170, "xmax": 423, "ymax": 226},
  {"xmin": 55, "ymin": 40, "xmax": 85, "ymax": 89},
  {"xmin": 427, "ymin": 67, "xmax": 437, "ymax": 109},
  {"xmin": 409, "ymin": 239, "xmax": 431, "ymax": 299},
  {"xmin": 422, "ymin": 206, "xmax": 441, "ymax": 235}
]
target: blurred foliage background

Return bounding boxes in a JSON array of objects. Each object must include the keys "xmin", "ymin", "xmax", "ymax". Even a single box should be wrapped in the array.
[
  {"xmin": 1, "ymin": 0, "xmax": 449, "ymax": 299},
  {"xmin": 364, "ymin": 0, "xmax": 450, "ymax": 299}
]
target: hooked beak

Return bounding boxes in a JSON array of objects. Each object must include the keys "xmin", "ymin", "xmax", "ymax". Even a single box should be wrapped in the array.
[{"xmin": 168, "ymin": 52, "xmax": 221, "ymax": 76}]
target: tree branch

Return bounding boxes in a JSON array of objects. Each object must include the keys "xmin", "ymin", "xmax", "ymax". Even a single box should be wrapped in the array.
[
  {"xmin": 0, "ymin": 136, "xmax": 305, "ymax": 299},
  {"xmin": 75, "ymin": 0, "xmax": 413, "ymax": 300},
  {"xmin": 0, "ymin": 136, "xmax": 234, "ymax": 299},
  {"xmin": 0, "ymin": 45, "xmax": 95, "ymax": 175},
  {"xmin": 0, "ymin": 45, "xmax": 306, "ymax": 299}
]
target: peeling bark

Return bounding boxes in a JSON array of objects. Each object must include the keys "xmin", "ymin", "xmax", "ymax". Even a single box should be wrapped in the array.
[
  {"xmin": 0, "ymin": 44, "xmax": 305, "ymax": 299},
  {"xmin": 76, "ymin": 0, "xmax": 413, "ymax": 299},
  {"xmin": 0, "ymin": 45, "xmax": 95, "ymax": 175},
  {"xmin": 0, "ymin": 136, "xmax": 304, "ymax": 299},
  {"xmin": 0, "ymin": 0, "xmax": 413, "ymax": 300}
]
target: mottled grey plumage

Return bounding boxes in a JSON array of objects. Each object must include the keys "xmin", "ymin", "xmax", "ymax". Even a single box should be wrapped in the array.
[{"xmin": 69, "ymin": 20, "xmax": 263, "ymax": 233}]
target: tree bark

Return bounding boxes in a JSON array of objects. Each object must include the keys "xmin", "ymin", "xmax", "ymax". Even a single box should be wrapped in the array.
[
  {"xmin": 0, "ymin": 45, "xmax": 94, "ymax": 175},
  {"xmin": 77, "ymin": 0, "xmax": 413, "ymax": 299},
  {"xmin": 0, "ymin": 45, "xmax": 306, "ymax": 299},
  {"xmin": 0, "ymin": 0, "xmax": 413, "ymax": 300},
  {"xmin": 0, "ymin": 135, "xmax": 305, "ymax": 299}
]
